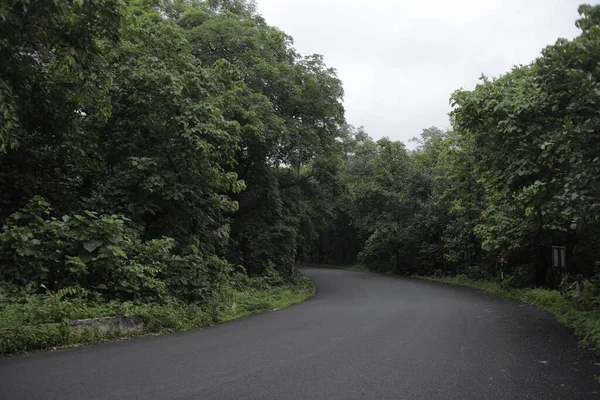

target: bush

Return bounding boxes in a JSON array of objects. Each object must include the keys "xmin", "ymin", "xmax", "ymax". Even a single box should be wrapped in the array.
[
  {"xmin": 0, "ymin": 198, "xmax": 316, "ymax": 354},
  {"xmin": 457, "ymin": 264, "xmax": 493, "ymax": 281},
  {"xmin": 0, "ymin": 197, "xmax": 230, "ymax": 304},
  {"xmin": 0, "ymin": 285, "xmax": 132, "ymax": 328},
  {"xmin": 507, "ymin": 264, "xmax": 537, "ymax": 288},
  {"xmin": 0, "ymin": 197, "xmax": 165, "ymax": 301},
  {"xmin": 0, "ymin": 272, "xmax": 315, "ymax": 354}
]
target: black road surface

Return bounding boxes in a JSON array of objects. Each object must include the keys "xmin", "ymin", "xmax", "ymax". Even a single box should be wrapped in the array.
[{"xmin": 1, "ymin": 267, "xmax": 600, "ymax": 399}]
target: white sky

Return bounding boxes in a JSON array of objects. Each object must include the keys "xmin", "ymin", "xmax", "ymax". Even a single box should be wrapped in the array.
[{"xmin": 255, "ymin": 0, "xmax": 586, "ymax": 146}]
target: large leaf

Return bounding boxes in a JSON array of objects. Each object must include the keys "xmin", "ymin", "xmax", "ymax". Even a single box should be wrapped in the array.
[{"xmin": 83, "ymin": 239, "xmax": 104, "ymax": 253}]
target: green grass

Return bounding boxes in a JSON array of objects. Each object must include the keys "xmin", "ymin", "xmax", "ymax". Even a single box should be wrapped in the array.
[
  {"xmin": 0, "ymin": 325, "xmax": 121, "ymax": 354},
  {"xmin": 0, "ymin": 275, "xmax": 315, "ymax": 354},
  {"xmin": 418, "ymin": 275, "xmax": 600, "ymax": 355},
  {"xmin": 218, "ymin": 275, "xmax": 315, "ymax": 322}
]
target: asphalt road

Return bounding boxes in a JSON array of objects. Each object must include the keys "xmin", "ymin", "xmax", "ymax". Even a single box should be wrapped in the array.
[{"xmin": 1, "ymin": 267, "xmax": 600, "ymax": 399}]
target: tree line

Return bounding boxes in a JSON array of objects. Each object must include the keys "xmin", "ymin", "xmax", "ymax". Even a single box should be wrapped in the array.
[
  {"xmin": 302, "ymin": 4, "xmax": 600, "ymax": 288},
  {"xmin": 0, "ymin": 0, "xmax": 343, "ymax": 304},
  {"xmin": 1, "ymin": 0, "xmax": 600, "ymax": 307}
]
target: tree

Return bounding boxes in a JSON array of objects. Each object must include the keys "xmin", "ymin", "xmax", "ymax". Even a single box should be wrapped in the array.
[
  {"xmin": 0, "ymin": 0, "xmax": 124, "ymax": 152},
  {"xmin": 176, "ymin": 3, "xmax": 345, "ymax": 275},
  {"xmin": 449, "ymin": 4, "xmax": 600, "ymax": 284}
]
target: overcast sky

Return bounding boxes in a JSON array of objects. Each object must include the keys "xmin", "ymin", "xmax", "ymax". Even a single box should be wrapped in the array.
[{"xmin": 255, "ymin": 0, "xmax": 586, "ymax": 146}]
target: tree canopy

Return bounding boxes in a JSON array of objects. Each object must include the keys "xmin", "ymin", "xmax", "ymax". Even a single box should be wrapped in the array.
[
  {"xmin": 0, "ymin": 0, "xmax": 345, "ymax": 303},
  {"xmin": 3, "ymin": 0, "xmax": 600, "ymax": 311},
  {"xmin": 299, "ymin": 4, "xmax": 600, "ymax": 289}
]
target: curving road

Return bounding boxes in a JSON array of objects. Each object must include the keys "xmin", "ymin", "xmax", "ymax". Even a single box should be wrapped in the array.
[{"xmin": 1, "ymin": 267, "xmax": 600, "ymax": 399}]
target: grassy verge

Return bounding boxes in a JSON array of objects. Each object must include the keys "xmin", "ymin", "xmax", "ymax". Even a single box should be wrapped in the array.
[
  {"xmin": 0, "ymin": 275, "xmax": 315, "ymax": 354},
  {"xmin": 418, "ymin": 275, "xmax": 600, "ymax": 355},
  {"xmin": 218, "ymin": 275, "xmax": 315, "ymax": 322},
  {"xmin": 299, "ymin": 263, "xmax": 371, "ymax": 272}
]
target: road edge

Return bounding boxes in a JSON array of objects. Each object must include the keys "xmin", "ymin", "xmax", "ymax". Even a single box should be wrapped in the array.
[{"xmin": 415, "ymin": 275, "xmax": 600, "ymax": 356}]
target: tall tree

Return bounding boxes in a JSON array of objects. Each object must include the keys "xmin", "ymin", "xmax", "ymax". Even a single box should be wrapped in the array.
[
  {"xmin": 0, "ymin": 0, "xmax": 125, "ymax": 217},
  {"xmin": 176, "ymin": 3, "xmax": 345, "ymax": 275}
]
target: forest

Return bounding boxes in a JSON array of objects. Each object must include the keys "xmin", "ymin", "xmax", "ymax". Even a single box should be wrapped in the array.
[
  {"xmin": 304, "ymin": 3, "xmax": 600, "ymax": 289},
  {"xmin": 2, "ymin": 0, "xmax": 600, "ymax": 352}
]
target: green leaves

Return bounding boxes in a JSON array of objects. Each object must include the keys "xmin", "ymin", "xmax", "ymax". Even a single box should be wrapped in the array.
[
  {"xmin": 0, "ymin": 0, "xmax": 124, "ymax": 151},
  {"xmin": 83, "ymin": 240, "xmax": 104, "ymax": 253},
  {"xmin": 445, "ymin": 4, "xmax": 600, "ymax": 283},
  {"xmin": 0, "ymin": 196, "xmax": 233, "ymax": 303}
]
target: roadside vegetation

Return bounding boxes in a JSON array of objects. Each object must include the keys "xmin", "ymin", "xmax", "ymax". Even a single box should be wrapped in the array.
[
  {"xmin": 3, "ymin": 1, "xmax": 600, "ymax": 354},
  {"xmin": 0, "ymin": 270, "xmax": 313, "ymax": 354},
  {"xmin": 0, "ymin": 0, "xmax": 328, "ymax": 354}
]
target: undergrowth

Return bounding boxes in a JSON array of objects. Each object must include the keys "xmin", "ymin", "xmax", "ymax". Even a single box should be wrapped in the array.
[{"xmin": 0, "ymin": 274, "xmax": 315, "ymax": 354}]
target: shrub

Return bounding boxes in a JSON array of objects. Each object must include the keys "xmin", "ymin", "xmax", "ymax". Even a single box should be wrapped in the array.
[
  {"xmin": 457, "ymin": 264, "xmax": 492, "ymax": 281},
  {"xmin": 0, "ymin": 197, "xmax": 167, "ymax": 301},
  {"xmin": 0, "ymin": 197, "xmax": 238, "ymax": 304}
]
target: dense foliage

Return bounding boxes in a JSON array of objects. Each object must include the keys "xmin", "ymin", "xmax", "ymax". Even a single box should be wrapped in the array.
[
  {"xmin": 301, "ymin": 5, "xmax": 600, "ymax": 290},
  {"xmin": 0, "ymin": 0, "xmax": 341, "ymax": 309},
  {"xmin": 3, "ymin": 1, "xmax": 600, "ymax": 351}
]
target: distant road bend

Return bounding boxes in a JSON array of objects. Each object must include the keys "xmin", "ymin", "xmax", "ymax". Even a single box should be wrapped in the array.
[{"xmin": 1, "ymin": 267, "xmax": 599, "ymax": 399}]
